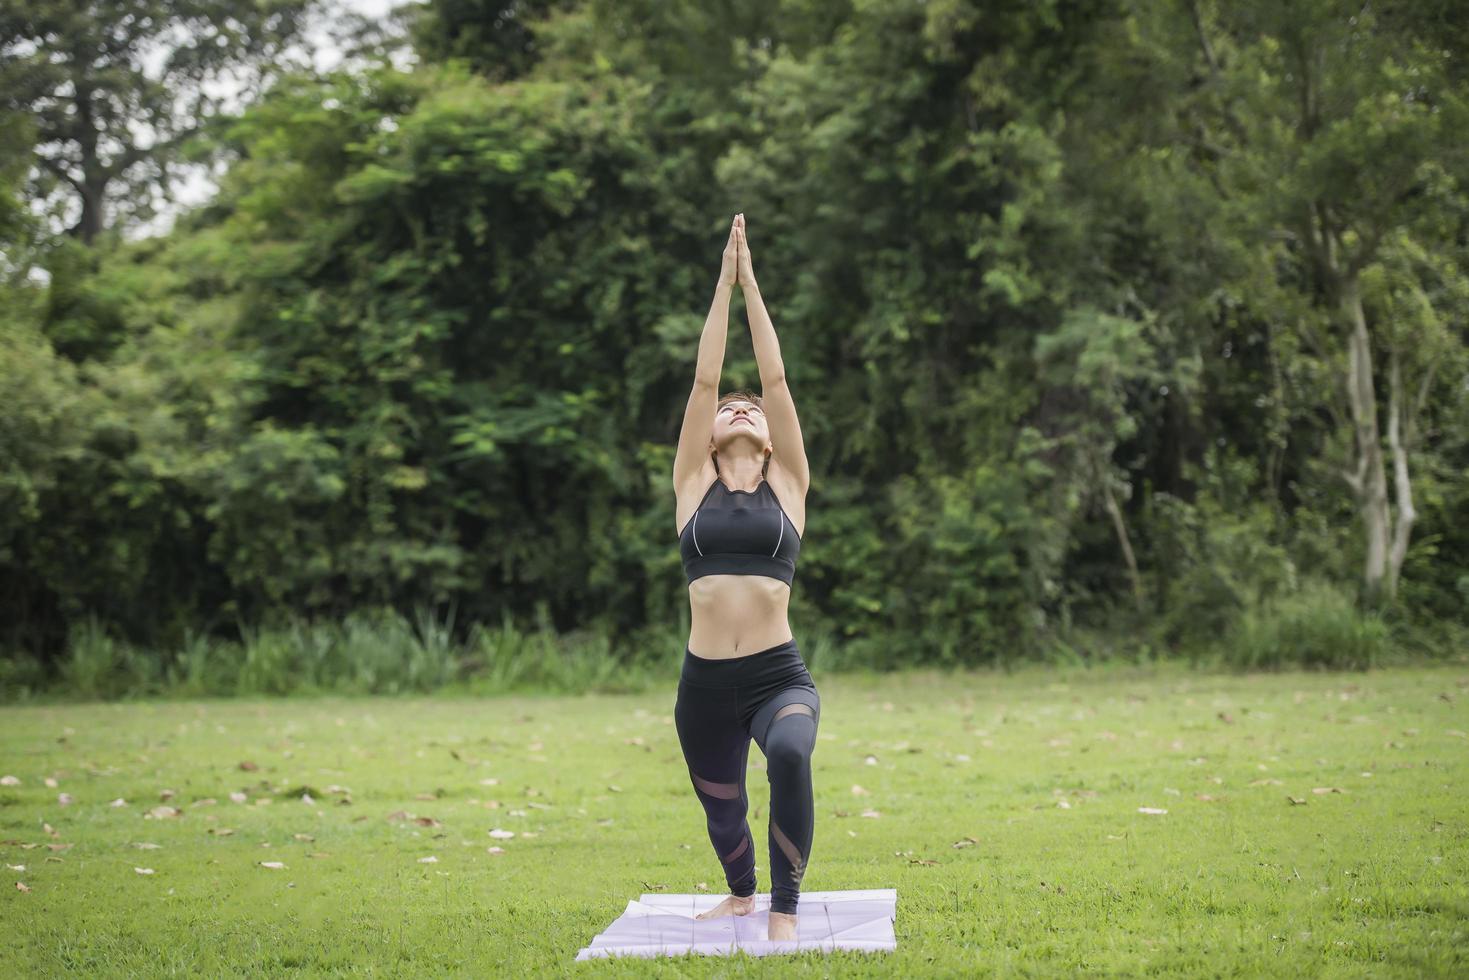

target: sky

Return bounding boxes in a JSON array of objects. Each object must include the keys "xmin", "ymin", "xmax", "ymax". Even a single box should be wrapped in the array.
[{"xmin": 130, "ymin": 0, "xmax": 413, "ymax": 239}]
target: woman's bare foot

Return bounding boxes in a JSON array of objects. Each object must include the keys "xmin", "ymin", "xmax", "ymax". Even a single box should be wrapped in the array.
[
  {"xmin": 768, "ymin": 910, "xmax": 797, "ymax": 940},
  {"xmin": 695, "ymin": 893, "xmax": 755, "ymax": 919}
]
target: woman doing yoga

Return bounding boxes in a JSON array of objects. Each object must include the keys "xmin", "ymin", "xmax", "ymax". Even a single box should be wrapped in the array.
[{"xmin": 672, "ymin": 213, "xmax": 819, "ymax": 943}]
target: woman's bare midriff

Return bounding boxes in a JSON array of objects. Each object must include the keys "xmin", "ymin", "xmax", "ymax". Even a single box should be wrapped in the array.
[{"xmin": 686, "ymin": 574, "xmax": 793, "ymax": 660}]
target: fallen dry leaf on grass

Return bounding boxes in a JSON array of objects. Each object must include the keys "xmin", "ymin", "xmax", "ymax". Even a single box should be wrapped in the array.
[
  {"xmin": 1, "ymin": 776, "xmax": 19, "ymax": 786},
  {"xmin": 1137, "ymin": 807, "xmax": 1168, "ymax": 815},
  {"xmin": 45, "ymin": 843, "xmax": 71, "ymax": 852},
  {"xmin": 488, "ymin": 828, "xmax": 515, "ymax": 839},
  {"xmin": 207, "ymin": 828, "xmax": 235, "ymax": 836},
  {"xmin": 417, "ymin": 856, "xmax": 438, "ymax": 863},
  {"xmin": 109, "ymin": 798, "xmax": 128, "ymax": 807},
  {"xmin": 1311, "ymin": 787, "xmax": 1344, "ymax": 795},
  {"xmin": 134, "ymin": 867, "xmax": 154, "ymax": 875},
  {"xmin": 695, "ymin": 882, "xmax": 709, "ymax": 892},
  {"xmin": 57, "ymin": 793, "xmax": 74, "ymax": 806},
  {"xmin": 132, "ymin": 842, "xmax": 161, "ymax": 850},
  {"xmin": 486, "ymin": 846, "xmax": 505, "ymax": 855},
  {"xmin": 1287, "ymin": 796, "xmax": 1307, "ymax": 805},
  {"xmin": 952, "ymin": 838, "xmax": 978, "ymax": 849},
  {"xmin": 860, "ymin": 809, "xmax": 882, "ymax": 819},
  {"xmin": 851, "ymin": 785, "xmax": 870, "ymax": 796},
  {"xmin": 258, "ymin": 861, "xmax": 286, "ymax": 869},
  {"xmin": 293, "ymin": 834, "xmax": 314, "ymax": 842},
  {"xmin": 146, "ymin": 806, "xmax": 182, "ymax": 820},
  {"xmin": 239, "ymin": 761, "xmax": 258, "ymax": 771},
  {"xmin": 16, "ymin": 881, "xmax": 30, "ymax": 892}
]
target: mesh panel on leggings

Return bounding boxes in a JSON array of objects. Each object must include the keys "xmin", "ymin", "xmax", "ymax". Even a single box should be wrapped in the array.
[
  {"xmin": 771, "ymin": 703, "xmax": 814, "ymax": 725},
  {"xmin": 769, "ymin": 820, "xmax": 806, "ymax": 884},
  {"xmin": 690, "ymin": 771, "xmax": 741, "ymax": 800},
  {"xmin": 721, "ymin": 833, "xmax": 750, "ymax": 864}
]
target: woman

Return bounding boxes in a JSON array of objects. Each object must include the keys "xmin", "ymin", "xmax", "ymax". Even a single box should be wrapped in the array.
[{"xmin": 672, "ymin": 213, "xmax": 818, "ymax": 943}]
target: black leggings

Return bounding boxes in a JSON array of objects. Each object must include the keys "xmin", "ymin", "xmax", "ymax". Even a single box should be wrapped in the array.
[{"xmin": 674, "ymin": 636, "xmax": 821, "ymax": 915}]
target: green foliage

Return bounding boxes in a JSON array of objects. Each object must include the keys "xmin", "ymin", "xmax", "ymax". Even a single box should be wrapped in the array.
[
  {"xmin": 1, "ymin": 0, "xmax": 320, "ymax": 241},
  {"xmin": 1214, "ymin": 579, "xmax": 1391, "ymax": 672},
  {"xmin": 2, "ymin": 0, "xmax": 1467, "ymax": 694}
]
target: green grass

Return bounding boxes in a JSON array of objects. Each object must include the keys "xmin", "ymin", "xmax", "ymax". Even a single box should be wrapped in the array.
[{"xmin": 3, "ymin": 660, "xmax": 1467, "ymax": 976}]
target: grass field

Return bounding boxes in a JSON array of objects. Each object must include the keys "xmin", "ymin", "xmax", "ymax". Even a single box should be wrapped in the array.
[{"xmin": 3, "ymin": 660, "xmax": 1467, "ymax": 976}]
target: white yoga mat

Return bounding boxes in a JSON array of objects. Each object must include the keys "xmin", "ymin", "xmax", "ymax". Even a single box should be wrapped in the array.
[{"xmin": 574, "ymin": 888, "xmax": 898, "ymax": 960}]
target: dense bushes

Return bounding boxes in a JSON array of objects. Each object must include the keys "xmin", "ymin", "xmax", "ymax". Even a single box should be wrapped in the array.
[{"xmin": 1, "ymin": 1, "xmax": 1466, "ymax": 696}]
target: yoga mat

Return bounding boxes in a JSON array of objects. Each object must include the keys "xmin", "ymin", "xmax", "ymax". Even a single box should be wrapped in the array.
[{"xmin": 574, "ymin": 888, "xmax": 898, "ymax": 960}]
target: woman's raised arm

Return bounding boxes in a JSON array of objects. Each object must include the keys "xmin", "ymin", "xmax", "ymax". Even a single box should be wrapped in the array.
[
  {"xmin": 737, "ymin": 215, "xmax": 810, "ymax": 492},
  {"xmin": 672, "ymin": 217, "xmax": 740, "ymax": 490}
]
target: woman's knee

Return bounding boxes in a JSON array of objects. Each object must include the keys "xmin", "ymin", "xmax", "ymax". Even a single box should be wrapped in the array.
[{"xmin": 765, "ymin": 718, "xmax": 815, "ymax": 771}]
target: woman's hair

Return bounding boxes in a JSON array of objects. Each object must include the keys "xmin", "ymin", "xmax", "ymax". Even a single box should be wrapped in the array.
[{"xmin": 712, "ymin": 389, "xmax": 769, "ymax": 477}]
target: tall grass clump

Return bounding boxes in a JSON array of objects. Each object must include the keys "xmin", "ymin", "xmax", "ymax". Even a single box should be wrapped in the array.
[
  {"xmin": 235, "ymin": 619, "xmax": 300, "ymax": 695},
  {"xmin": 461, "ymin": 602, "xmax": 671, "ymax": 695},
  {"xmin": 464, "ymin": 610, "xmax": 621, "ymax": 694},
  {"xmin": 340, "ymin": 606, "xmax": 456, "ymax": 694},
  {"xmin": 1216, "ymin": 579, "xmax": 1390, "ymax": 670},
  {"xmin": 58, "ymin": 615, "xmax": 164, "ymax": 698},
  {"xmin": 0, "ymin": 648, "xmax": 49, "ymax": 701},
  {"xmin": 163, "ymin": 627, "xmax": 234, "ymax": 696},
  {"xmin": 232, "ymin": 606, "xmax": 459, "ymax": 695}
]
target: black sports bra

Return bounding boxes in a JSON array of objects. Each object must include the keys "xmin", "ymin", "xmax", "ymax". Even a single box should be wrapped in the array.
[{"xmin": 678, "ymin": 478, "xmax": 802, "ymax": 585}]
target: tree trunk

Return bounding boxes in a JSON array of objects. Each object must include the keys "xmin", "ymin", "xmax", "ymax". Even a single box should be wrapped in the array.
[
  {"xmin": 1098, "ymin": 462, "xmax": 1144, "ymax": 610},
  {"xmin": 74, "ymin": 84, "xmax": 106, "ymax": 244},
  {"xmin": 1341, "ymin": 276, "xmax": 1391, "ymax": 604},
  {"xmin": 1384, "ymin": 347, "xmax": 1416, "ymax": 600}
]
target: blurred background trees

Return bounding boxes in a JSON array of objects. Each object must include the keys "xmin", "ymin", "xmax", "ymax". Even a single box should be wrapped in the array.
[{"xmin": 1, "ymin": 0, "xmax": 1465, "ymax": 690}]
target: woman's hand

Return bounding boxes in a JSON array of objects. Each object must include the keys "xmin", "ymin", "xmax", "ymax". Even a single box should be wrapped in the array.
[
  {"xmin": 735, "ymin": 213, "xmax": 756, "ymax": 287},
  {"xmin": 718, "ymin": 215, "xmax": 739, "ymax": 287}
]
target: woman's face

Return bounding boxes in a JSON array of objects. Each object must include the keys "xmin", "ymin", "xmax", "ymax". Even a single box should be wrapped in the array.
[{"xmin": 711, "ymin": 400, "xmax": 772, "ymax": 457}]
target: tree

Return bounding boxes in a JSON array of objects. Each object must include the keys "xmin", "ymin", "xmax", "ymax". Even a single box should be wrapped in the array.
[
  {"xmin": 1152, "ymin": 0, "xmax": 1469, "ymax": 605},
  {"xmin": 0, "ymin": 0, "xmax": 319, "ymax": 242}
]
